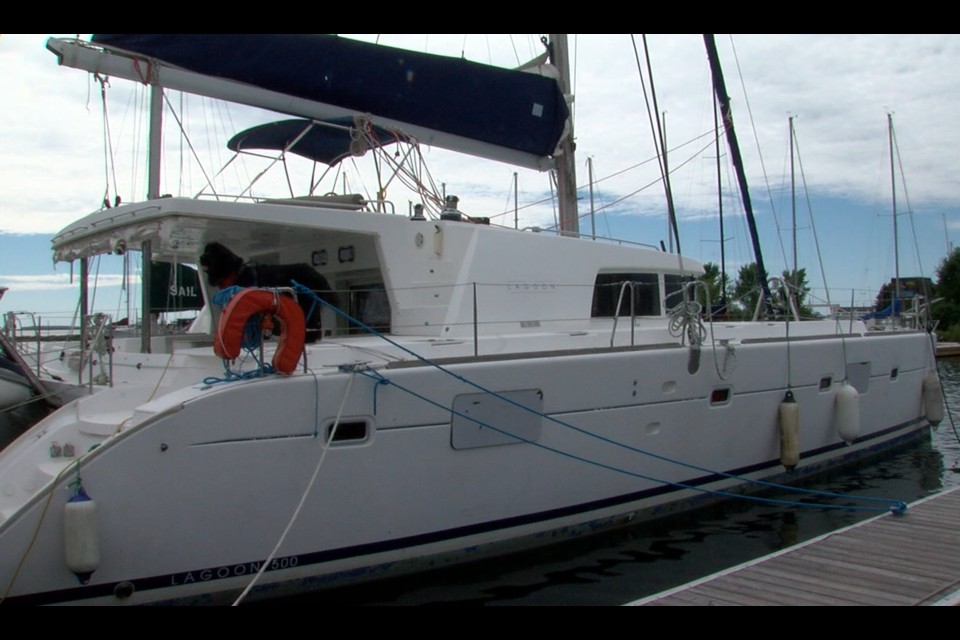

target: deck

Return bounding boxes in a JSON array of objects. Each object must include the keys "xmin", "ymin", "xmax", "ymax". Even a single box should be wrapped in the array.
[
  {"xmin": 629, "ymin": 486, "xmax": 960, "ymax": 606},
  {"xmin": 936, "ymin": 342, "xmax": 960, "ymax": 358}
]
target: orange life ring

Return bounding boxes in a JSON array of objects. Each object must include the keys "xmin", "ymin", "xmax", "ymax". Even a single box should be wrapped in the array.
[{"xmin": 214, "ymin": 288, "xmax": 306, "ymax": 374}]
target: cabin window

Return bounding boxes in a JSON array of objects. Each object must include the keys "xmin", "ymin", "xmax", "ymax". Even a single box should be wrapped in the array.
[
  {"xmin": 348, "ymin": 284, "xmax": 390, "ymax": 335},
  {"xmin": 663, "ymin": 274, "xmax": 696, "ymax": 311},
  {"xmin": 591, "ymin": 273, "xmax": 661, "ymax": 317},
  {"xmin": 819, "ymin": 376, "xmax": 833, "ymax": 391},
  {"xmin": 890, "ymin": 368, "xmax": 899, "ymax": 381}
]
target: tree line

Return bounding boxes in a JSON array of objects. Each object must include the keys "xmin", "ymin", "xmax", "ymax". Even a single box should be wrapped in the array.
[
  {"xmin": 695, "ymin": 250, "xmax": 960, "ymax": 330},
  {"xmin": 698, "ymin": 262, "xmax": 814, "ymax": 319},
  {"xmin": 933, "ymin": 249, "xmax": 960, "ymax": 340}
]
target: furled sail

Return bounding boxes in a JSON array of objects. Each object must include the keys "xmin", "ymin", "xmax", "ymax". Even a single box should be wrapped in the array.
[{"xmin": 67, "ymin": 35, "xmax": 569, "ymax": 170}]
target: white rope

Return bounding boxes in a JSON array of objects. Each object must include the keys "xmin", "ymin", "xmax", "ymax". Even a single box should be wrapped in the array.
[
  {"xmin": 667, "ymin": 299, "xmax": 706, "ymax": 346},
  {"xmin": 231, "ymin": 371, "xmax": 356, "ymax": 606}
]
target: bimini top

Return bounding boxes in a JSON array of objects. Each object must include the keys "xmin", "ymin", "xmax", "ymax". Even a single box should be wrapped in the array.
[
  {"xmin": 91, "ymin": 34, "xmax": 570, "ymax": 161},
  {"xmin": 226, "ymin": 118, "xmax": 397, "ymax": 166}
]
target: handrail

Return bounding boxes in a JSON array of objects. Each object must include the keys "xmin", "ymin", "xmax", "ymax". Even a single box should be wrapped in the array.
[
  {"xmin": 752, "ymin": 277, "xmax": 801, "ymax": 322},
  {"xmin": 524, "ymin": 227, "xmax": 660, "ymax": 251},
  {"xmin": 609, "ymin": 281, "xmax": 637, "ymax": 347},
  {"xmin": 79, "ymin": 313, "xmax": 114, "ymax": 391}
]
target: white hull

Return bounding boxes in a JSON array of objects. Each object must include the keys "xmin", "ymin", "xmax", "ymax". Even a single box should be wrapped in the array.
[{"xmin": 0, "ymin": 323, "xmax": 932, "ymax": 605}]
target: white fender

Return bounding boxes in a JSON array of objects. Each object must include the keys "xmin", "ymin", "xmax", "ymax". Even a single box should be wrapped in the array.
[
  {"xmin": 834, "ymin": 382, "xmax": 861, "ymax": 444},
  {"xmin": 64, "ymin": 486, "xmax": 99, "ymax": 584}
]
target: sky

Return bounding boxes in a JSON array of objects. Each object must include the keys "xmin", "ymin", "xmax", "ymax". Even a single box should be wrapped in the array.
[{"xmin": 1, "ymin": 34, "xmax": 958, "ymax": 325}]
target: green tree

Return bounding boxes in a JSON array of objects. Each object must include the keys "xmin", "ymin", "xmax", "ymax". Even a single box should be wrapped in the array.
[
  {"xmin": 934, "ymin": 249, "xmax": 960, "ymax": 333},
  {"xmin": 780, "ymin": 268, "xmax": 814, "ymax": 318},
  {"xmin": 731, "ymin": 263, "xmax": 814, "ymax": 319},
  {"xmin": 874, "ymin": 281, "xmax": 896, "ymax": 312},
  {"xmin": 936, "ymin": 249, "xmax": 960, "ymax": 302},
  {"xmin": 732, "ymin": 262, "xmax": 762, "ymax": 317},
  {"xmin": 699, "ymin": 262, "xmax": 729, "ymax": 306}
]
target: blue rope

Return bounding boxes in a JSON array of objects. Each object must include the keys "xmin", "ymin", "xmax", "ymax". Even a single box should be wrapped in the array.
[
  {"xmin": 212, "ymin": 285, "xmax": 263, "ymax": 352},
  {"xmin": 306, "ymin": 298, "xmax": 319, "ymax": 324},
  {"xmin": 296, "ymin": 283, "xmax": 908, "ymax": 515},
  {"xmin": 343, "ymin": 365, "xmax": 902, "ymax": 514},
  {"xmin": 203, "ymin": 358, "xmax": 276, "ymax": 385},
  {"xmin": 206, "ymin": 288, "xmax": 275, "ymax": 384},
  {"xmin": 371, "ymin": 377, "xmax": 390, "ymax": 415}
]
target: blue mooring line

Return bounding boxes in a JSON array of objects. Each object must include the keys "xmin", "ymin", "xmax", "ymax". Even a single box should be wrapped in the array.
[{"xmin": 217, "ymin": 281, "xmax": 911, "ymax": 515}]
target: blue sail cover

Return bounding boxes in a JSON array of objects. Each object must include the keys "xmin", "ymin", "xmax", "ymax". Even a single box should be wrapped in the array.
[
  {"xmin": 91, "ymin": 34, "xmax": 569, "ymax": 159},
  {"xmin": 227, "ymin": 118, "xmax": 396, "ymax": 166}
]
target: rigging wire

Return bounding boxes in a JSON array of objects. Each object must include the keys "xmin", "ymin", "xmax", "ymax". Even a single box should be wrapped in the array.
[
  {"xmin": 292, "ymin": 284, "xmax": 909, "ymax": 516},
  {"xmin": 508, "ymin": 35, "xmax": 521, "ymax": 67},
  {"xmin": 161, "ymin": 92, "xmax": 218, "ymax": 198},
  {"xmin": 592, "ymin": 171, "xmax": 613, "ymax": 238},
  {"xmin": 629, "ymin": 35, "xmax": 680, "ymax": 256},
  {"xmin": 891, "ymin": 121, "xmax": 926, "ymax": 280},
  {"xmin": 178, "ymin": 92, "xmax": 185, "ymax": 195},
  {"xmin": 726, "ymin": 35, "xmax": 790, "ymax": 273},
  {"xmin": 488, "ymin": 128, "xmax": 718, "ymax": 223},
  {"xmin": 792, "ymin": 125, "xmax": 833, "ymax": 309},
  {"xmin": 541, "ymin": 136, "xmax": 718, "ymax": 233},
  {"xmin": 130, "ymin": 83, "xmax": 144, "ymax": 203},
  {"xmin": 88, "ymin": 255, "xmax": 101, "ymax": 313},
  {"xmin": 641, "ymin": 35, "xmax": 682, "ymax": 256},
  {"xmin": 96, "ymin": 75, "xmax": 120, "ymax": 207}
]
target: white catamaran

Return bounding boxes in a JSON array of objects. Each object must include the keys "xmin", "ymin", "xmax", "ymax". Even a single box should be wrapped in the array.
[{"xmin": 0, "ymin": 35, "xmax": 940, "ymax": 605}]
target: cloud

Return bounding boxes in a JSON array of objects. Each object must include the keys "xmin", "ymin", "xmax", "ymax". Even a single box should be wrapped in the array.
[{"xmin": 0, "ymin": 274, "xmax": 137, "ymax": 292}]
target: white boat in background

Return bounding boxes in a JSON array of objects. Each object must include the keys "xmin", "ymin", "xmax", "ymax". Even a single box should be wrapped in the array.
[
  {"xmin": 0, "ymin": 35, "xmax": 940, "ymax": 605},
  {"xmin": 0, "ymin": 327, "xmax": 62, "ymax": 449}
]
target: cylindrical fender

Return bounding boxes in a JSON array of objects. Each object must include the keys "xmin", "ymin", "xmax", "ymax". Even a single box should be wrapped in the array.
[
  {"xmin": 779, "ymin": 390, "xmax": 800, "ymax": 471},
  {"xmin": 64, "ymin": 486, "xmax": 99, "ymax": 585},
  {"xmin": 923, "ymin": 370, "xmax": 944, "ymax": 426},
  {"xmin": 215, "ymin": 288, "xmax": 306, "ymax": 374},
  {"xmin": 834, "ymin": 382, "xmax": 860, "ymax": 444}
]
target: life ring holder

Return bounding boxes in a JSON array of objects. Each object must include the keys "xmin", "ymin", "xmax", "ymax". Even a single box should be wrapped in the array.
[{"xmin": 214, "ymin": 287, "xmax": 306, "ymax": 375}]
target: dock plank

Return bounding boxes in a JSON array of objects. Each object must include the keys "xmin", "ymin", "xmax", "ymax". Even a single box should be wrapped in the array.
[
  {"xmin": 744, "ymin": 563, "xmax": 915, "ymax": 606},
  {"xmin": 630, "ymin": 487, "xmax": 960, "ymax": 606}
]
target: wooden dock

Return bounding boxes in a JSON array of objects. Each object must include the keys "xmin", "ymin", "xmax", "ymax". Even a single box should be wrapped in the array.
[
  {"xmin": 629, "ymin": 487, "xmax": 960, "ymax": 606},
  {"xmin": 937, "ymin": 341, "xmax": 960, "ymax": 358}
]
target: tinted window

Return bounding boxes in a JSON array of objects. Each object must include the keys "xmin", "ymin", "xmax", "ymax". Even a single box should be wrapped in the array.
[
  {"xmin": 592, "ymin": 273, "xmax": 661, "ymax": 317},
  {"xmin": 664, "ymin": 274, "xmax": 696, "ymax": 311}
]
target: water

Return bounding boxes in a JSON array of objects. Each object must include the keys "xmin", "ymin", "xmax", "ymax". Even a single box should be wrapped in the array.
[{"xmin": 276, "ymin": 361, "xmax": 960, "ymax": 606}]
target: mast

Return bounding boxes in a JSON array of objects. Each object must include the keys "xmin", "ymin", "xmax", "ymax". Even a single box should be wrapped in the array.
[
  {"xmin": 714, "ymin": 96, "xmax": 727, "ymax": 310},
  {"xmin": 888, "ymin": 113, "xmax": 901, "ymax": 317},
  {"xmin": 549, "ymin": 34, "xmax": 579, "ymax": 236},
  {"xmin": 587, "ymin": 157, "xmax": 597, "ymax": 240},
  {"xmin": 663, "ymin": 111, "xmax": 673, "ymax": 253},
  {"xmin": 141, "ymin": 85, "xmax": 162, "ymax": 354},
  {"xmin": 634, "ymin": 35, "xmax": 681, "ymax": 257},
  {"xmin": 79, "ymin": 258, "xmax": 89, "ymax": 321},
  {"xmin": 703, "ymin": 35, "xmax": 773, "ymax": 309},
  {"xmin": 943, "ymin": 212, "xmax": 952, "ymax": 256},
  {"xmin": 789, "ymin": 115, "xmax": 799, "ymax": 314}
]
